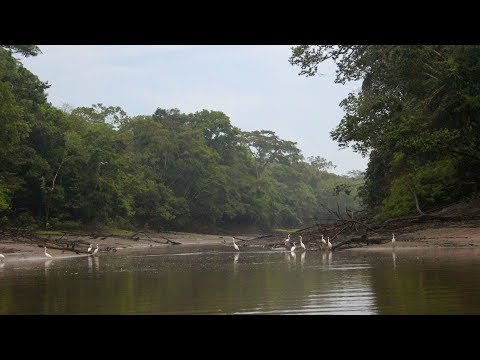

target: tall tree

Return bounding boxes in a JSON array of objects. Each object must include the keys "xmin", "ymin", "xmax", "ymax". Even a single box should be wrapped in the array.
[
  {"xmin": 290, "ymin": 45, "xmax": 480, "ymax": 218},
  {"xmin": 243, "ymin": 130, "xmax": 302, "ymax": 179}
]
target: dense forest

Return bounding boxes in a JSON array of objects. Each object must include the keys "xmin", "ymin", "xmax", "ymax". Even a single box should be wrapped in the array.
[
  {"xmin": 291, "ymin": 45, "xmax": 480, "ymax": 221},
  {"xmin": 0, "ymin": 45, "xmax": 362, "ymax": 233}
]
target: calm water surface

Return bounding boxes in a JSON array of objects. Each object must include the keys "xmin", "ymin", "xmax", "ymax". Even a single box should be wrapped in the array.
[{"xmin": 1, "ymin": 245, "xmax": 480, "ymax": 314}]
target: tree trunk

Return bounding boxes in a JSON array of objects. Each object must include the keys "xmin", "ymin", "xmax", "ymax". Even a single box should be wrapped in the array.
[
  {"xmin": 407, "ymin": 180, "xmax": 424, "ymax": 215},
  {"xmin": 45, "ymin": 153, "xmax": 68, "ymax": 227}
]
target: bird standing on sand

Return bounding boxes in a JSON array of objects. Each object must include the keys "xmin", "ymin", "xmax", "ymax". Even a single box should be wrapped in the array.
[
  {"xmin": 327, "ymin": 237, "xmax": 332, "ymax": 251},
  {"xmin": 44, "ymin": 247, "xmax": 53, "ymax": 258},
  {"xmin": 392, "ymin": 233, "xmax": 396, "ymax": 244},
  {"xmin": 92, "ymin": 244, "xmax": 99, "ymax": 255},
  {"xmin": 299, "ymin": 236, "xmax": 306, "ymax": 250},
  {"xmin": 291, "ymin": 242, "xmax": 297, "ymax": 252},
  {"xmin": 87, "ymin": 244, "xmax": 93, "ymax": 252},
  {"xmin": 232, "ymin": 238, "xmax": 239, "ymax": 251}
]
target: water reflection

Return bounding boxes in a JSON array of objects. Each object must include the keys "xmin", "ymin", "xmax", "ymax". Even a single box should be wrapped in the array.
[
  {"xmin": 87, "ymin": 256, "xmax": 93, "ymax": 273},
  {"xmin": 44, "ymin": 259, "xmax": 53, "ymax": 276},
  {"xmin": 94, "ymin": 256, "xmax": 100, "ymax": 272},
  {"xmin": 233, "ymin": 253, "xmax": 239, "ymax": 274},
  {"xmin": 290, "ymin": 251, "xmax": 296, "ymax": 265},
  {"xmin": 285, "ymin": 251, "xmax": 291, "ymax": 271},
  {"xmin": 1, "ymin": 247, "xmax": 480, "ymax": 314}
]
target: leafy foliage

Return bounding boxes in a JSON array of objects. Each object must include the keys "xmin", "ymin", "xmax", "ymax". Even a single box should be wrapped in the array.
[
  {"xmin": 0, "ymin": 46, "xmax": 362, "ymax": 231},
  {"xmin": 291, "ymin": 45, "xmax": 480, "ymax": 219}
]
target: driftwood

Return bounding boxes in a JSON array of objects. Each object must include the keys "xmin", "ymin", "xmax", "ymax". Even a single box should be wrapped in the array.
[
  {"xmin": 0, "ymin": 229, "xmax": 105, "ymax": 254},
  {"xmin": 250, "ymin": 234, "xmax": 275, "ymax": 241},
  {"xmin": 247, "ymin": 199, "xmax": 480, "ymax": 251},
  {"xmin": 131, "ymin": 231, "xmax": 181, "ymax": 245},
  {"xmin": 2, "ymin": 198, "xmax": 476, "ymax": 254},
  {"xmin": 331, "ymin": 236, "xmax": 389, "ymax": 250}
]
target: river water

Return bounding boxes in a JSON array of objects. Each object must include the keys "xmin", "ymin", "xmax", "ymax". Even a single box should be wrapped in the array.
[{"xmin": 1, "ymin": 246, "xmax": 480, "ymax": 314}]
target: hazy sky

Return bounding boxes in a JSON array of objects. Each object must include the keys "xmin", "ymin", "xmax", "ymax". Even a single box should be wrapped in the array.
[{"xmin": 21, "ymin": 45, "xmax": 368, "ymax": 175}]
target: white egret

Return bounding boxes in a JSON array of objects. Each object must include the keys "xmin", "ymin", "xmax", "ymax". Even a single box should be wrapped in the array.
[
  {"xmin": 392, "ymin": 233, "xmax": 396, "ymax": 244},
  {"xmin": 0, "ymin": 253, "xmax": 5, "ymax": 260},
  {"xmin": 321, "ymin": 234, "xmax": 327, "ymax": 249},
  {"xmin": 285, "ymin": 234, "xmax": 291, "ymax": 245},
  {"xmin": 290, "ymin": 242, "xmax": 296, "ymax": 252},
  {"xmin": 44, "ymin": 247, "xmax": 53, "ymax": 258},
  {"xmin": 299, "ymin": 235, "xmax": 306, "ymax": 250},
  {"xmin": 232, "ymin": 238, "xmax": 239, "ymax": 251},
  {"xmin": 87, "ymin": 244, "xmax": 93, "ymax": 252},
  {"xmin": 327, "ymin": 237, "xmax": 332, "ymax": 251},
  {"xmin": 290, "ymin": 251, "xmax": 296, "ymax": 261},
  {"xmin": 92, "ymin": 244, "xmax": 99, "ymax": 255}
]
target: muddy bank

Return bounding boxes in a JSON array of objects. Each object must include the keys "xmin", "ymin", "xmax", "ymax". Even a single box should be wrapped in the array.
[
  {"xmin": 1, "ymin": 220, "xmax": 480, "ymax": 263},
  {"xmin": 345, "ymin": 225, "xmax": 480, "ymax": 252},
  {"xmin": 0, "ymin": 231, "xmax": 249, "ymax": 262}
]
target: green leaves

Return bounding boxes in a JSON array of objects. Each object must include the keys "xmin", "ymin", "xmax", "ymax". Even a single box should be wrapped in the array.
[
  {"xmin": 1, "ymin": 48, "xmax": 362, "ymax": 231},
  {"xmin": 242, "ymin": 130, "xmax": 302, "ymax": 179},
  {"xmin": 292, "ymin": 45, "xmax": 480, "ymax": 219},
  {"xmin": 0, "ymin": 45, "xmax": 42, "ymax": 57}
]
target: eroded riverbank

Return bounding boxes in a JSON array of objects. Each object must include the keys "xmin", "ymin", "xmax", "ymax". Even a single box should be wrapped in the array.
[{"xmin": 2, "ymin": 222, "xmax": 480, "ymax": 264}]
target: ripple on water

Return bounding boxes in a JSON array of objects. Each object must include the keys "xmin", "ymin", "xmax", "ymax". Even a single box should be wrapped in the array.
[{"xmin": 2, "ymin": 247, "xmax": 480, "ymax": 314}]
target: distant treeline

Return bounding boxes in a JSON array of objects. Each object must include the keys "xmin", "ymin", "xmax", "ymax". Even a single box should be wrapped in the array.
[
  {"xmin": 0, "ymin": 46, "xmax": 362, "ymax": 232},
  {"xmin": 291, "ymin": 45, "xmax": 480, "ymax": 220}
]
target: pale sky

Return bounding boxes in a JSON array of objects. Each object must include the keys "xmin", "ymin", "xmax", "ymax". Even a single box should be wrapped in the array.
[{"xmin": 21, "ymin": 45, "xmax": 368, "ymax": 175}]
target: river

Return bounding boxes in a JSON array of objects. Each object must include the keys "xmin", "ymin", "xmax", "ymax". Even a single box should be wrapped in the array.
[{"xmin": 1, "ymin": 246, "xmax": 480, "ymax": 314}]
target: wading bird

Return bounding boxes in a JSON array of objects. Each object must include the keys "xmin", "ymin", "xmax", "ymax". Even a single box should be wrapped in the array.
[
  {"xmin": 87, "ymin": 244, "xmax": 93, "ymax": 252},
  {"xmin": 291, "ymin": 242, "xmax": 296, "ymax": 252},
  {"xmin": 285, "ymin": 234, "xmax": 291, "ymax": 246},
  {"xmin": 0, "ymin": 254, "xmax": 5, "ymax": 260},
  {"xmin": 321, "ymin": 234, "xmax": 327, "ymax": 249},
  {"xmin": 92, "ymin": 244, "xmax": 99, "ymax": 255},
  {"xmin": 392, "ymin": 233, "xmax": 396, "ymax": 244},
  {"xmin": 327, "ymin": 237, "xmax": 332, "ymax": 251},
  {"xmin": 299, "ymin": 236, "xmax": 306, "ymax": 250},
  {"xmin": 232, "ymin": 238, "xmax": 239, "ymax": 251},
  {"xmin": 44, "ymin": 247, "xmax": 53, "ymax": 258}
]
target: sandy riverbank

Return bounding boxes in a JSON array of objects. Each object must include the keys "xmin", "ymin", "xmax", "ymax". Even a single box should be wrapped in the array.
[
  {"xmin": 1, "ymin": 224, "xmax": 480, "ymax": 262},
  {"xmin": 0, "ymin": 232, "xmax": 245, "ymax": 262},
  {"xmin": 345, "ymin": 225, "xmax": 480, "ymax": 252}
]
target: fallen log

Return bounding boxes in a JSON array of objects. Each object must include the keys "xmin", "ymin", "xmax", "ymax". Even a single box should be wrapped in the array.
[
  {"xmin": 132, "ymin": 231, "xmax": 182, "ymax": 245},
  {"xmin": 37, "ymin": 243, "xmax": 91, "ymax": 254},
  {"xmin": 249, "ymin": 234, "xmax": 275, "ymax": 241},
  {"xmin": 332, "ymin": 236, "xmax": 391, "ymax": 251}
]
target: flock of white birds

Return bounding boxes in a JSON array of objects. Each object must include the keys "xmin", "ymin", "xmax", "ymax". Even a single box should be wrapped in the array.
[
  {"xmin": 0, "ymin": 233, "xmax": 397, "ymax": 260},
  {"xmin": 230, "ymin": 232, "xmax": 396, "ymax": 252},
  {"xmin": 0, "ymin": 243, "xmax": 101, "ymax": 261}
]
